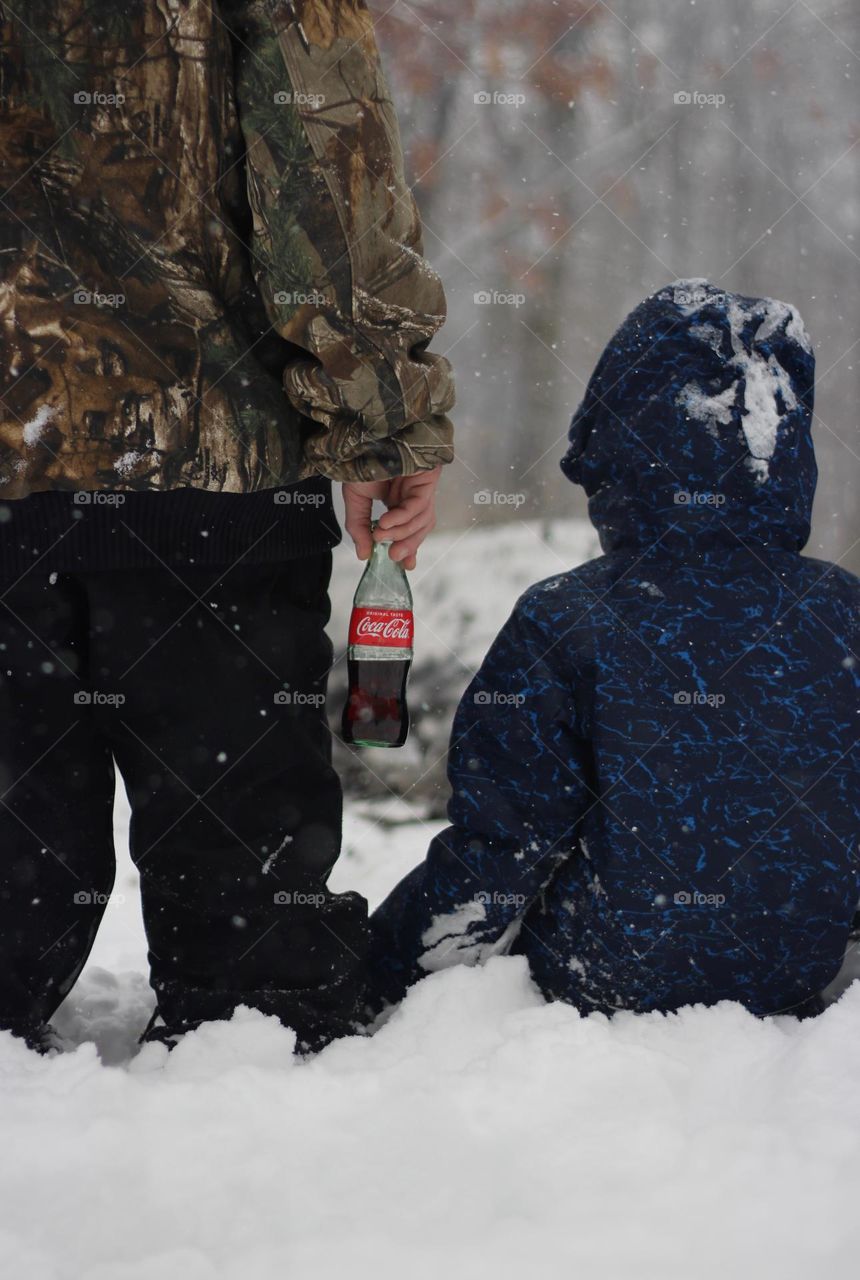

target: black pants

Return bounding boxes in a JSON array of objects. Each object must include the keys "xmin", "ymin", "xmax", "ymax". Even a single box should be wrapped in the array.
[{"xmin": 0, "ymin": 553, "xmax": 367, "ymax": 1050}]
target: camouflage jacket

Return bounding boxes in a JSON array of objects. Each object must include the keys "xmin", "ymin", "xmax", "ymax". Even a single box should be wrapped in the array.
[{"xmin": 0, "ymin": 1, "xmax": 455, "ymax": 497}]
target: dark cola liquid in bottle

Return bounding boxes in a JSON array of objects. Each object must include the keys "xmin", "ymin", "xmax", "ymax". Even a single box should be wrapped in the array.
[{"xmin": 341, "ymin": 531, "xmax": 413, "ymax": 748}]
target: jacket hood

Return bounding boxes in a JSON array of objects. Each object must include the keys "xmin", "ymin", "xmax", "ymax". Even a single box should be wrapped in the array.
[{"xmin": 561, "ymin": 280, "xmax": 817, "ymax": 554}]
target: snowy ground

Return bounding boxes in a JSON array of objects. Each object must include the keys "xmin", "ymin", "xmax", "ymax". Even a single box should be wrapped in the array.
[{"xmin": 2, "ymin": 520, "xmax": 859, "ymax": 1279}]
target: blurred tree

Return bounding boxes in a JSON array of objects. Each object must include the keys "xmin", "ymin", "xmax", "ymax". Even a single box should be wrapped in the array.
[{"xmin": 369, "ymin": 0, "xmax": 860, "ymax": 571}]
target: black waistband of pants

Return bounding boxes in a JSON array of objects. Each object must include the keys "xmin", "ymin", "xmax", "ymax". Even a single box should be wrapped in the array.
[{"xmin": 0, "ymin": 478, "xmax": 340, "ymax": 578}]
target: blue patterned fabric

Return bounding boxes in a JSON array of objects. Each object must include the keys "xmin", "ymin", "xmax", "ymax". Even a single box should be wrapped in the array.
[{"xmin": 370, "ymin": 281, "xmax": 860, "ymax": 1018}]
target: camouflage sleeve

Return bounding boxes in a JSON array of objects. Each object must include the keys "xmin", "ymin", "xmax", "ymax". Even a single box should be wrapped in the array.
[{"xmin": 221, "ymin": 0, "xmax": 455, "ymax": 482}]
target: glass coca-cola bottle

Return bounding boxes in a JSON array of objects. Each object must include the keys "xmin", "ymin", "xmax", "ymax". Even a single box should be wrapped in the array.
[{"xmin": 341, "ymin": 528, "xmax": 413, "ymax": 748}]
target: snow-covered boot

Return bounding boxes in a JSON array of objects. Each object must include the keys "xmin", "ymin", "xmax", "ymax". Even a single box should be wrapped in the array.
[{"xmin": 2, "ymin": 1021, "xmax": 64, "ymax": 1054}]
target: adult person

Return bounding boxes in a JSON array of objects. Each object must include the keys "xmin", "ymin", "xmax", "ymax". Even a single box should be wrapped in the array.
[{"xmin": 0, "ymin": 0, "xmax": 454, "ymax": 1051}]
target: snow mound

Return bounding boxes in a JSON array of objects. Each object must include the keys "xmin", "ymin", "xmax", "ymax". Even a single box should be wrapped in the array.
[{"xmin": 2, "ymin": 960, "xmax": 859, "ymax": 1279}]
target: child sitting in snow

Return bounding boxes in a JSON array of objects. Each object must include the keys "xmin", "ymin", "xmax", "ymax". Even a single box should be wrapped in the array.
[{"xmin": 369, "ymin": 281, "xmax": 860, "ymax": 1020}]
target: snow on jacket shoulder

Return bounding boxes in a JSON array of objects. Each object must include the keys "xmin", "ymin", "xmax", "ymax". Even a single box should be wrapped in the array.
[
  {"xmin": 370, "ymin": 281, "xmax": 860, "ymax": 1019},
  {"xmin": 0, "ymin": 0, "xmax": 454, "ymax": 497}
]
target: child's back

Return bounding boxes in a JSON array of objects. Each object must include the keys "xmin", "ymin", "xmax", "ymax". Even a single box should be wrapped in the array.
[{"xmin": 371, "ymin": 281, "xmax": 860, "ymax": 1017}]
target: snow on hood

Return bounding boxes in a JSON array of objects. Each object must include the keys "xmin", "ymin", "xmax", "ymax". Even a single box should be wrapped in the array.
[{"xmin": 561, "ymin": 280, "xmax": 817, "ymax": 554}]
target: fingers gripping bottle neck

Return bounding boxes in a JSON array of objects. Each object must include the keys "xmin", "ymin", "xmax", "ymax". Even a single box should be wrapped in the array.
[{"xmin": 341, "ymin": 529, "xmax": 413, "ymax": 748}]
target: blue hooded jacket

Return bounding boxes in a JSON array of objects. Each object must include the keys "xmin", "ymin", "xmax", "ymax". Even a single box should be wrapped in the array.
[{"xmin": 370, "ymin": 281, "xmax": 860, "ymax": 1018}]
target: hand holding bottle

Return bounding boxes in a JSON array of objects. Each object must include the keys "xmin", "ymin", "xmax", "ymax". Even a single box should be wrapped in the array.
[{"xmin": 342, "ymin": 465, "xmax": 441, "ymax": 569}]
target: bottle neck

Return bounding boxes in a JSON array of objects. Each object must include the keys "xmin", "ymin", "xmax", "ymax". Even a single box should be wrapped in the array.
[{"xmin": 357, "ymin": 536, "xmax": 413, "ymax": 609}]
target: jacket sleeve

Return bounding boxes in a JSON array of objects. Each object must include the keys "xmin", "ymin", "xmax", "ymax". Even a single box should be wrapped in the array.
[
  {"xmin": 369, "ymin": 593, "xmax": 593, "ymax": 1009},
  {"xmin": 221, "ymin": 0, "xmax": 455, "ymax": 481}
]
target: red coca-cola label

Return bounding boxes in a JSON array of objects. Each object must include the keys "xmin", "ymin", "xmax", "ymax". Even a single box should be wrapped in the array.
[{"xmin": 349, "ymin": 606, "xmax": 414, "ymax": 649}]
